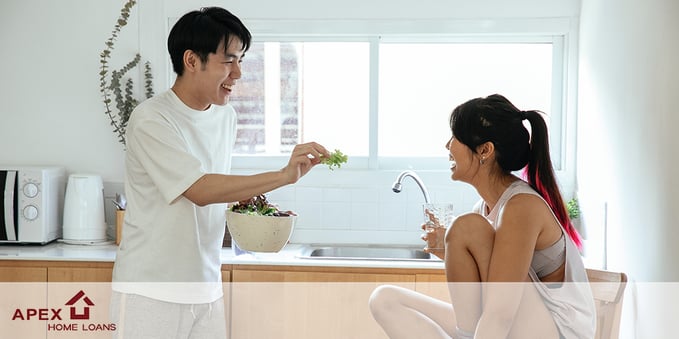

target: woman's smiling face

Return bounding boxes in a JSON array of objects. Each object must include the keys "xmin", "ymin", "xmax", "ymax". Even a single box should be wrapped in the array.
[{"xmin": 446, "ymin": 135, "xmax": 477, "ymax": 183}]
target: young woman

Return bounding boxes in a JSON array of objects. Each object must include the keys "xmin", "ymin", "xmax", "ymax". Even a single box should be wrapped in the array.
[{"xmin": 369, "ymin": 94, "xmax": 595, "ymax": 339}]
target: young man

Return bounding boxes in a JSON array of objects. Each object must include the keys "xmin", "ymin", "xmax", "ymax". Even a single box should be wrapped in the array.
[{"xmin": 111, "ymin": 7, "xmax": 329, "ymax": 338}]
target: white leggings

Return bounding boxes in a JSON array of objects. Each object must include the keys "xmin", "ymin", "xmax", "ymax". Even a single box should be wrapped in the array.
[{"xmin": 369, "ymin": 284, "xmax": 468, "ymax": 339}]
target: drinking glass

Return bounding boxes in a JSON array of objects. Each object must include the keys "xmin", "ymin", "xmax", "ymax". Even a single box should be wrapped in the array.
[{"xmin": 422, "ymin": 203, "xmax": 455, "ymax": 251}]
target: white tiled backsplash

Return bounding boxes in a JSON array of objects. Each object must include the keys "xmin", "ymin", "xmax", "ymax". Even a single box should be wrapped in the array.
[{"xmin": 103, "ymin": 169, "xmax": 481, "ymax": 247}]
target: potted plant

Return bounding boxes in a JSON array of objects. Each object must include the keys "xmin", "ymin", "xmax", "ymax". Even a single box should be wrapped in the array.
[
  {"xmin": 567, "ymin": 197, "xmax": 586, "ymax": 240},
  {"xmin": 99, "ymin": 0, "xmax": 154, "ymax": 148},
  {"xmin": 567, "ymin": 197, "xmax": 580, "ymax": 220},
  {"xmin": 99, "ymin": 0, "xmax": 152, "ymax": 244}
]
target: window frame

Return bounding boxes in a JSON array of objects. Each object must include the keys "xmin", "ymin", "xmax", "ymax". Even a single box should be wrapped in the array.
[{"xmin": 231, "ymin": 32, "xmax": 570, "ymax": 173}]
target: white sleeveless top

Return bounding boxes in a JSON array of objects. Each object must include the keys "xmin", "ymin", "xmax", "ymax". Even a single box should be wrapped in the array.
[{"xmin": 475, "ymin": 180, "xmax": 596, "ymax": 339}]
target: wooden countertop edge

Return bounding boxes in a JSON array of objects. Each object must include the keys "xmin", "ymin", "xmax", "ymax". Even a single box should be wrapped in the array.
[
  {"xmin": 0, "ymin": 260, "xmax": 115, "ymax": 268},
  {"xmin": 227, "ymin": 263, "xmax": 443, "ymax": 275},
  {"xmin": 0, "ymin": 260, "xmax": 443, "ymax": 275}
]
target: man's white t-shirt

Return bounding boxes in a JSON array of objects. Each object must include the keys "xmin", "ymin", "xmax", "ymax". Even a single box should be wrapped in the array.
[{"xmin": 112, "ymin": 89, "xmax": 237, "ymax": 304}]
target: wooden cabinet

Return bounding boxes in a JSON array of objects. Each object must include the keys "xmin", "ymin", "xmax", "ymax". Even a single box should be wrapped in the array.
[
  {"xmin": 0, "ymin": 260, "xmax": 114, "ymax": 282},
  {"xmin": 1, "ymin": 259, "xmax": 448, "ymax": 339},
  {"xmin": 228, "ymin": 265, "xmax": 437, "ymax": 339},
  {"xmin": 0, "ymin": 266, "xmax": 47, "ymax": 282},
  {"xmin": 48, "ymin": 263, "xmax": 114, "ymax": 282},
  {"xmin": 222, "ymin": 266, "xmax": 232, "ymax": 331}
]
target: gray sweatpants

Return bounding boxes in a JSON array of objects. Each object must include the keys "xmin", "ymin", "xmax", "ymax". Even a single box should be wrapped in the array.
[{"xmin": 110, "ymin": 292, "xmax": 227, "ymax": 339}]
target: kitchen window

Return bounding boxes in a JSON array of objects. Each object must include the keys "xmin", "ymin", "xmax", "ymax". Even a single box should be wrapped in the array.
[
  {"xmin": 230, "ymin": 41, "xmax": 371, "ymax": 157},
  {"xmin": 230, "ymin": 35, "xmax": 567, "ymax": 171}
]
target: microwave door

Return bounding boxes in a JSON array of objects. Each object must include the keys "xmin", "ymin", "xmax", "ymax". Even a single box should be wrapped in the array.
[{"xmin": 1, "ymin": 170, "xmax": 18, "ymax": 241}]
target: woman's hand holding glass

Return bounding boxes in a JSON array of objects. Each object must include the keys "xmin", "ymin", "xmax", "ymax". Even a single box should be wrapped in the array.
[{"xmin": 421, "ymin": 203, "xmax": 454, "ymax": 260}]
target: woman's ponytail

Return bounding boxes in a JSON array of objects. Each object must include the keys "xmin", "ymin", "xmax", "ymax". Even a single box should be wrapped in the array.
[{"xmin": 522, "ymin": 110, "xmax": 583, "ymax": 250}]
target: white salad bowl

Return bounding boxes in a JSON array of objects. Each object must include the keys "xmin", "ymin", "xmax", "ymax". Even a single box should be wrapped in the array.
[{"xmin": 225, "ymin": 210, "xmax": 297, "ymax": 252}]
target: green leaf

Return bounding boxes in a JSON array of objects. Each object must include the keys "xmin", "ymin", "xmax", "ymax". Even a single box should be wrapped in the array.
[
  {"xmin": 320, "ymin": 149, "xmax": 349, "ymax": 170},
  {"xmin": 567, "ymin": 198, "xmax": 580, "ymax": 219}
]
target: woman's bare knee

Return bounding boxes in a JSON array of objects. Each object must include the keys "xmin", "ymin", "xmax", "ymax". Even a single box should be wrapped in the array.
[
  {"xmin": 444, "ymin": 213, "xmax": 495, "ymax": 282},
  {"xmin": 445, "ymin": 213, "xmax": 495, "ymax": 246}
]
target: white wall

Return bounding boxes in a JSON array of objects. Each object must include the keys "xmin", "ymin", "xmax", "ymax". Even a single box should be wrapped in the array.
[
  {"xmin": 579, "ymin": 0, "xmax": 679, "ymax": 282},
  {"xmin": 0, "ymin": 0, "xmax": 135, "ymax": 177},
  {"xmin": 578, "ymin": 0, "xmax": 679, "ymax": 337}
]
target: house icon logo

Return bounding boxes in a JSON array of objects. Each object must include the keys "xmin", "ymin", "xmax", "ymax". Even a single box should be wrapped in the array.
[
  {"xmin": 65, "ymin": 290, "xmax": 94, "ymax": 320},
  {"xmin": 10, "ymin": 288, "xmax": 116, "ymax": 333}
]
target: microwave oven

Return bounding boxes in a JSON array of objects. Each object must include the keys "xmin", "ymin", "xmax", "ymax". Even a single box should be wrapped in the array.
[{"xmin": 1, "ymin": 166, "xmax": 66, "ymax": 244}]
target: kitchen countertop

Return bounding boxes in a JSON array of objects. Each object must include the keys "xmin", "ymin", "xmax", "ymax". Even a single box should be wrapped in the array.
[{"xmin": 0, "ymin": 242, "xmax": 445, "ymax": 270}]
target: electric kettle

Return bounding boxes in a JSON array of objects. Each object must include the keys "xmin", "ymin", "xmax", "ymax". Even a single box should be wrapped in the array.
[{"xmin": 62, "ymin": 174, "xmax": 107, "ymax": 242}]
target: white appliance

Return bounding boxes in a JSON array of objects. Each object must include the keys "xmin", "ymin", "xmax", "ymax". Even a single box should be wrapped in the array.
[
  {"xmin": 62, "ymin": 174, "xmax": 107, "ymax": 242},
  {"xmin": 1, "ymin": 166, "xmax": 66, "ymax": 244}
]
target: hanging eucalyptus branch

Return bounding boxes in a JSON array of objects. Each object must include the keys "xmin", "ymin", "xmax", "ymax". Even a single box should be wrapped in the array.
[{"xmin": 99, "ymin": 0, "xmax": 154, "ymax": 147}]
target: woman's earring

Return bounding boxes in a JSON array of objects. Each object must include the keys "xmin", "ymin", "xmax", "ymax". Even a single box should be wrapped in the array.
[{"xmin": 480, "ymin": 157, "xmax": 485, "ymax": 165}]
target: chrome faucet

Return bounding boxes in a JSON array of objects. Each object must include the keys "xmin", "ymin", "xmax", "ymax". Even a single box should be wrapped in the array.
[{"xmin": 392, "ymin": 170, "xmax": 431, "ymax": 203}]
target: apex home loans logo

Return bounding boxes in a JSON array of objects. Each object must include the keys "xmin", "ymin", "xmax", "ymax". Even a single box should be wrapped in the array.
[{"xmin": 11, "ymin": 289, "xmax": 116, "ymax": 333}]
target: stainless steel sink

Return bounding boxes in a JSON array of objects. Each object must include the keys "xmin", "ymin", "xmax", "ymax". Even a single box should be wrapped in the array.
[{"xmin": 297, "ymin": 245, "xmax": 440, "ymax": 261}]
